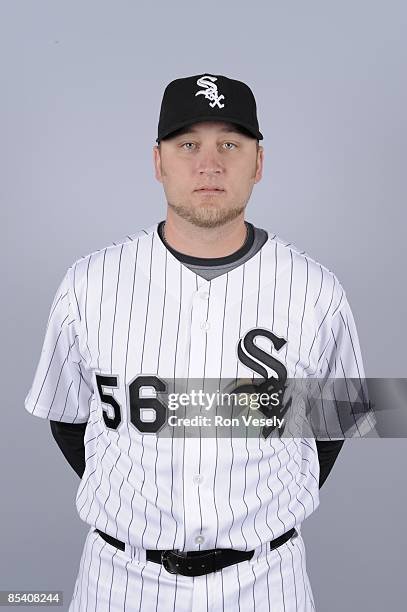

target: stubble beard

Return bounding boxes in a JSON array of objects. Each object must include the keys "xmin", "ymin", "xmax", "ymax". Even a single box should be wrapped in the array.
[{"xmin": 167, "ymin": 199, "xmax": 248, "ymax": 229}]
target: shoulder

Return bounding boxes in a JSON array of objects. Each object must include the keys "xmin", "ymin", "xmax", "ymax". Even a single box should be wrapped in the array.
[
  {"xmin": 265, "ymin": 230, "xmax": 346, "ymax": 318},
  {"xmin": 64, "ymin": 222, "xmax": 158, "ymax": 287}
]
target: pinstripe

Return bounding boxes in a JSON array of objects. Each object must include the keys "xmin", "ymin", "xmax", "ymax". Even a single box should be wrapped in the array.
[
  {"xmin": 236, "ymin": 562, "xmax": 242, "ymax": 612},
  {"xmin": 275, "ymin": 441, "xmax": 292, "ymax": 528},
  {"xmin": 76, "ymin": 430, "xmax": 106, "ymax": 513},
  {"xmin": 113, "ymin": 431, "xmax": 131, "ymax": 540},
  {"xmin": 73, "ymin": 529, "xmax": 89, "ymax": 609},
  {"xmin": 264, "ymin": 550, "xmax": 272, "ymax": 612},
  {"xmin": 84, "ymin": 439, "xmax": 112, "ymax": 523},
  {"xmin": 59, "ymin": 379, "xmax": 74, "ymax": 421},
  {"xmin": 84, "ymin": 255, "xmax": 92, "ymax": 363},
  {"xmin": 101, "ymin": 449, "xmax": 121, "ymax": 533},
  {"xmin": 309, "ymin": 273, "xmax": 336, "ymax": 355},
  {"xmin": 113, "ymin": 245, "xmax": 129, "ymax": 541},
  {"xmin": 72, "ymin": 363, "xmax": 87, "ymax": 423},
  {"xmin": 291, "ymin": 439, "xmax": 317, "ymax": 512},
  {"xmin": 124, "ymin": 239, "xmax": 140, "ymax": 546},
  {"xmin": 123, "ymin": 560, "xmax": 130, "ymax": 610},
  {"xmin": 239, "ymin": 265, "xmax": 249, "ymax": 548},
  {"xmin": 220, "ymin": 569, "xmax": 225, "ymax": 612},
  {"xmin": 110, "ymin": 245, "xmax": 124, "ymax": 372},
  {"xmin": 140, "ymin": 233, "xmax": 157, "ymax": 551},
  {"xmin": 138, "ymin": 565, "xmax": 145, "ymax": 612},
  {"xmin": 179, "ymin": 265, "xmax": 187, "ymax": 553},
  {"xmin": 107, "ymin": 547, "xmax": 119, "ymax": 609},
  {"xmin": 96, "ymin": 249, "xmax": 107, "ymax": 370},
  {"xmin": 171, "ymin": 264, "xmax": 182, "ymax": 551},
  {"xmin": 30, "ymin": 321, "xmax": 74, "ymax": 415},
  {"xmin": 172, "ymin": 574, "xmax": 180, "ymax": 612},
  {"xmin": 156, "ymin": 244, "xmax": 168, "ymax": 549},
  {"xmin": 288, "ymin": 543, "xmax": 299, "ymax": 610},
  {"xmin": 140, "ymin": 233, "xmax": 154, "ymax": 368},
  {"xmin": 294, "ymin": 535, "xmax": 310, "ymax": 609},
  {"xmin": 340, "ymin": 309, "xmax": 364, "ymax": 380},
  {"xmin": 272, "ymin": 241, "xmax": 277, "ymax": 326},
  {"xmin": 240, "ymin": 418, "xmax": 250, "ymax": 548},
  {"xmin": 154, "ymin": 564, "xmax": 163, "ymax": 612},
  {"xmin": 140, "ymin": 435, "xmax": 148, "ymax": 549},
  {"xmin": 226, "ymin": 414, "xmax": 236, "ymax": 548},
  {"xmin": 93, "ymin": 541, "xmax": 107, "ymax": 612},
  {"xmin": 46, "ymin": 290, "xmax": 68, "ymax": 330},
  {"xmin": 252, "ymin": 248, "xmax": 264, "ymax": 549},
  {"xmin": 284, "ymin": 249, "xmax": 294, "ymax": 363},
  {"xmin": 84, "ymin": 535, "xmax": 98, "ymax": 612},
  {"xmin": 237, "ymin": 263, "xmax": 249, "ymax": 550},
  {"xmin": 276, "ymin": 548, "xmax": 287, "ymax": 612},
  {"xmin": 283, "ymin": 443, "xmax": 308, "ymax": 522},
  {"xmin": 226, "ymin": 267, "xmax": 242, "ymax": 547},
  {"xmin": 338, "ymin": 352, "xmax": 361, "ymax": 434},
  {"xmin": 293, "ymin": 257, "xmax": 309, "ymax": 378},
  {"xmin": 196, "ymin": 279, "xmax": 212, "ymax": 549},
  {"xmin": 45, "ymin": 334, "xmax": 78, "ymax": 418},
  {"xmin": 250, "ymin": 563, "xmax": 256, "ymax": 610},
  {"xmin": 314, "ymin": 265, "xmax": 324, "ymax": 308},
  {"xmin": 331, "ymin": 289, "xmax": 344, "ymax": 317},
  {"xmin": 306, "ymin": 271, "xmax": 336, "ymax": 370},
  {"xmin": 25, "ymin": 221, "xmax": 374, "ymax": 611},
  {"xmin": 213, "ymin": 272, "xmax": 229, "ymax": 548},
  {"xmin": 73, "ymin": 263, "xmax": 81, "ymax": 323}
]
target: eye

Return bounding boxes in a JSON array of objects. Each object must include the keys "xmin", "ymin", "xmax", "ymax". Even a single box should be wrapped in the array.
[
  {"xmin": 179, "ymin": 141, "xmax": 237, "ymax": 151},
  {"xmin": 180, "ymin": 142, "xmax": 196, "ymax": 150}
]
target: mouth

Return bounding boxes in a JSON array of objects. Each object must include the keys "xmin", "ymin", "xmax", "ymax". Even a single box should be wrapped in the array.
[{"xmin": 195, "ymin": 188, "xmax": 225, "ymax": 194}]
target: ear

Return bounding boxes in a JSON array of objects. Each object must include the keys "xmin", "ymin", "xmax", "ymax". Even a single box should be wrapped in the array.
[
  {"xmin": 153, "ymin": 145, "xmax": 163, "ymax": 183},
  {"xmin": 254, "ymin": 146, "xmax": 264, "ymax": 183}
]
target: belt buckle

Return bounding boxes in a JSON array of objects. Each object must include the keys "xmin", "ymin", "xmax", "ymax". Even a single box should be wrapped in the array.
[
  {"xmin": 161, "ymin": 549, "xmax": 182, "ymax": 574},
  {"xmin": 161, "ymin": 549, "xmax": 218, "ymax": 576}
]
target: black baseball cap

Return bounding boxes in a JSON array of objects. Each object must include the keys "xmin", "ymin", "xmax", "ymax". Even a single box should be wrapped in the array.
[{"xmin": 156, "ymin": 73, "xmax": 264, "ymax": 143}]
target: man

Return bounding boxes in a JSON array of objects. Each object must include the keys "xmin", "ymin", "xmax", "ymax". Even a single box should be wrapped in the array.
[{"xmin": 25, "ymin": 73, "xmax": 376, "ymax": 611}]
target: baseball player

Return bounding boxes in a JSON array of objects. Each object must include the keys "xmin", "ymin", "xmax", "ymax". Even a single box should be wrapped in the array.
[{"xmin": 24, "ymin": 73, "xmax": 376, "ymax": 611}]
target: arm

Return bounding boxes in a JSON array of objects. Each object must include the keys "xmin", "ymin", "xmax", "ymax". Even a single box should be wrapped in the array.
[
  {"xmin": 50, "ymin": 420, "xmax": 87, "ymax": 478},
  {"xmin": 316, "ymin": 439, "xmax": 345, "ymax": 489}
]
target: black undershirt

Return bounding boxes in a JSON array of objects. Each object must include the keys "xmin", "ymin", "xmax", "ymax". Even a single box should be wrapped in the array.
[{"xmin": 51, "ymin": 221, "xmax": 345, "ymax": 486}]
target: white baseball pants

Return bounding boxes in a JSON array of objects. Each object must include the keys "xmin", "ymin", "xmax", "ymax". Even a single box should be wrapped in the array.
[{"xmin": 68, "ymin": 526, "xmax": 316, "ymax": 611}]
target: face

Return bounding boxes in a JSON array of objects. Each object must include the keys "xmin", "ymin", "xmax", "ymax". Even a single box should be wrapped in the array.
[{"xmin": 153, "ymin": 121, "xmax": 264, "ymax": 229}]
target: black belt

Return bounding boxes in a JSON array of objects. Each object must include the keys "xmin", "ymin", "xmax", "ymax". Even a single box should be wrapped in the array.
[{"xmin": 95, "ymin": 527, "xmax": 297, "ymax": 577}]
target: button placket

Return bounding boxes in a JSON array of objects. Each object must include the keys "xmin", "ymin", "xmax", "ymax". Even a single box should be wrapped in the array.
[{"xmin": 182, "ymin": 287, "xmax": 212, "ymax": 549}]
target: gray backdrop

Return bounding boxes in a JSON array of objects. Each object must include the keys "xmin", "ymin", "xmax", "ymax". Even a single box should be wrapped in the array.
[{"xmin": 2, "ymin": 0, "xmax": 406, "ymax": 610}]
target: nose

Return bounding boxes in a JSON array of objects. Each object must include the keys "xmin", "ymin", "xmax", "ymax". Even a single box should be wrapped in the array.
[{"xmin": 196, "ymin": 148, "xmax": 224, "ymax": 175}]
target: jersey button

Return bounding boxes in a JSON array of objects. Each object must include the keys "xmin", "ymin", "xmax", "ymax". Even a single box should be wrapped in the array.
[
  {"xmin": 199, "ymin": 291, "xmax": 210, "ymax": 300},
  {"xmin": 193, "ymin": 474, "xmax": 203, "ymax": 484},
  {"xmin": 200, "ymin": 321, "xmax": 210, "ymax": 331},
  {"xmin": 195, "ymin": 535, "xmax": 205, "ymax": 545}
]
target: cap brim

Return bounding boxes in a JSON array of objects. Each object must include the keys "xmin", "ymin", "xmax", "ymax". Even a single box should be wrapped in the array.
[{"xmin": 156, "ymin": 115, "xmax": 263, "ymax": 142}]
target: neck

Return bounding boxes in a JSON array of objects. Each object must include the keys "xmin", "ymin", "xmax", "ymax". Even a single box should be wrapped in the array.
[{"xmin": 162, "ymin": 217, "xmax": 248, "ymax": 258}]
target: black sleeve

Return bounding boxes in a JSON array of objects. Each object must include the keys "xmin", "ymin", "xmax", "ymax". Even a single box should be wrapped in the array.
[
  {"xmin": 50, "ymin": 420, "xmax": 87, "ymax": 478},
  {"xmin": 316, "ymin": 439, "xmax": 345, "ymax": 489}
]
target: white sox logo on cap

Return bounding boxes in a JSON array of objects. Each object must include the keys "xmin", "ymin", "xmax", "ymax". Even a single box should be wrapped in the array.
[{"xmin": 195, "ymin": 75, "xmax": 225, "ymax": 109}]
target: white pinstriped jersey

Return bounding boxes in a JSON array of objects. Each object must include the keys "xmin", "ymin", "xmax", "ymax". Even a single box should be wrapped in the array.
[{"xmin": 24, "ymin": 220, "xmax": 375, "ymax": 552}]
